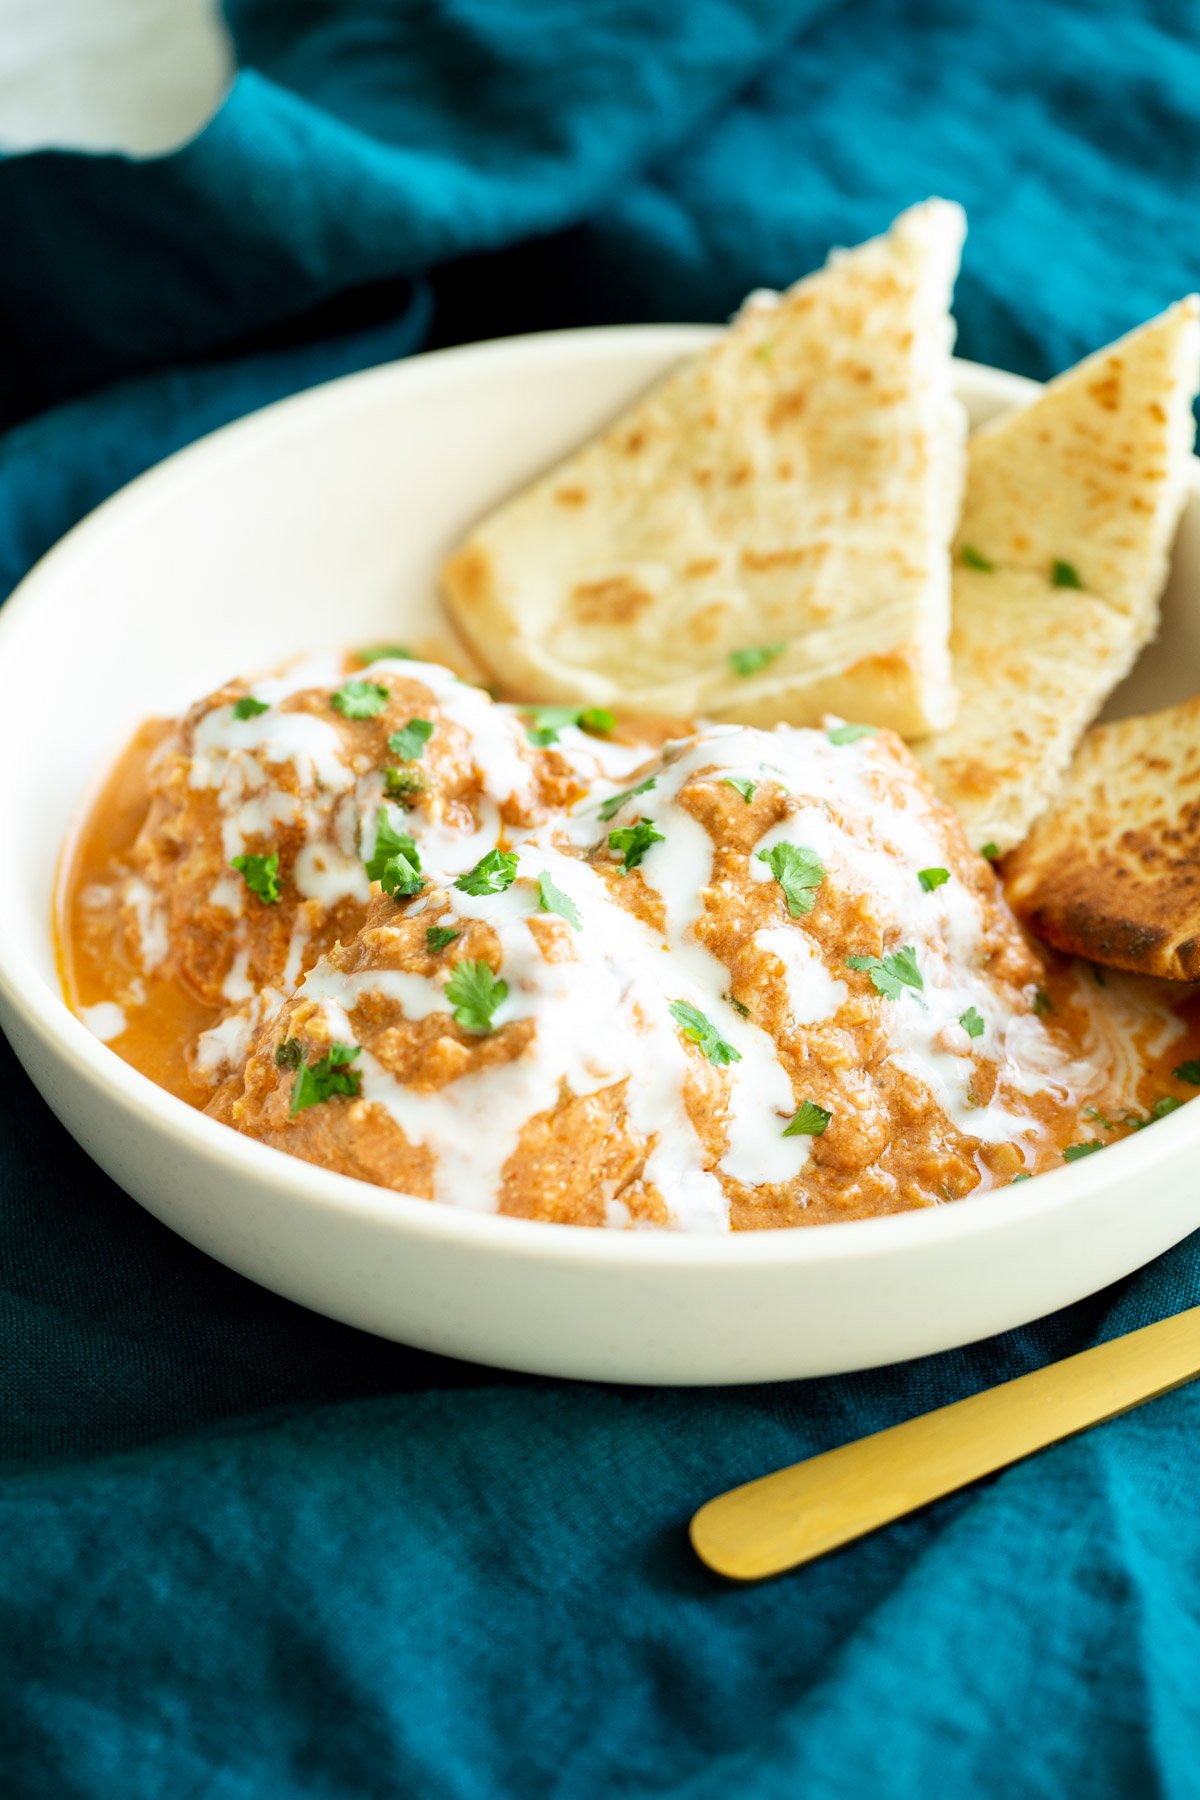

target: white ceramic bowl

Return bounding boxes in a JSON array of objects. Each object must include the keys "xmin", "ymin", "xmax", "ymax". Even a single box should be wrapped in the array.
[{"xmin": 2, "ymin": 327, "xmax": 1199, "ymax": 1385}]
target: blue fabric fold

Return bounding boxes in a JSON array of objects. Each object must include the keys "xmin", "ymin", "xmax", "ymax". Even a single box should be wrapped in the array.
[{"xmin": 3, "ymin": 1, "xmax": 1200, "ymax": 1793}]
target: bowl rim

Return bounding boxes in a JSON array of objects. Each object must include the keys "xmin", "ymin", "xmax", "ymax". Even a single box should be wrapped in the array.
[{"xmin": 0, "ymin": 322, "xmax": 1193, "ymax": 1271}]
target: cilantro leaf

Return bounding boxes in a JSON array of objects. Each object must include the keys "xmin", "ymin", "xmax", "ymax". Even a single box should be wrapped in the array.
[
  {"xmin": 846, "ymin": 946, "xmax": 924, "ymax": 1000},
  {"xmin": 387, "ymin": 719, "xmax": 434, "ymax": 762},
  {"xmin": 960, "ymin": 545, "xmax": 994, "ymax": 572},
  {"xmin": 231, "ymin": 851, "xmax": 281, "ymax": 905},
  {"xmin": 526, "ymin": 704, "xmax": 615, "ymax": 745},
  {"xmin": 384, "ymin": 768, "xmax": 424, "ymax": 805},
  {"xmin": 364, "ymin": 811, "xmax": 423, "ymax": 894},
  {"xmin": 827, "ymin": 722, "xmax": 877, "ymax": 746},
  {"xmin": 332, "ymin": 679, "xmax": 390, "ymax": 720},
  {"xmin": 756, "ymin": 841, "xmax": 825, "ymax": 917},
  {"xmin": 608, "ymin": 819, "xmax": 665, "ymax": 873},
  {"xmin": 233, "ymin": 695, "xmax": 270, "ymax": 720},
  {"xmin": 729, "ymin": 643, "xmax": 785, "ymax": 678},
  {"xmin": 454, "ymin": 848, "xmax": 519, "ymax": 896},
  {"xmin": 598, "ymin": 776, "xmax": 657, "ymax": 822},
  {"xmin": 290, "ymin": 1042, "xmax": 363, "ymax": 1115},
  {"xmin": 426, "ymin": 925, "xmax": 460, "ymax": 953},
  {"xmin": 1051, "ymin": 559, "xmax": 1083, "ymax": 589},
  {"xmin": 1063, "ymin": 1140, "xmax": 1104, "ymax": 1161},
  {"xmin": 1033, "ymin": 988, "xmax": 1052, "ymax": 1018},
  {"xmin": 668, "ymin": 1000, "xmax": 742, "ymax": 1067},
  {"xmin": 1135, "ymin": 1096, "xmax": 1183, "ymax": 1128},
  {"xmin": 359, "ymin": 644, "xmax": 412, "ymax": 663},
  {"xmin": 960, "ymin": 1006, "xmax": 985, "ymax": 1039},
  {"xmin": 1174, "ymin": 1061, "xmax": 1200, "ymax": 1085},
  {"xmin": 537, "ymin": 871, "xmax": 581, "ymax": 928},
  {"xmin": 783, "ymin": 1100, "xmax": 831, "ymax": 1138},
  {"xmin": 919, "ymin": 867, "xmax": 950, "ymax": 891},
  {"xmin": 445, "ymin": 959, "xmax": 508, "ymax": 1034},
  {"xmin": 722, "ymin": 777, "xmax": 757, "ymax": 803},
  {"xmin": 980, "ymin": 842, "xmax": 1000, "ymax": 861},
  {"xmin": 274, "ymin": 1038, "xmax": 303, "ymax": 1070}
]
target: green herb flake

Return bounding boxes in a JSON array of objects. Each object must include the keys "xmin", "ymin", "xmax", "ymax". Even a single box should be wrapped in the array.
[
  {"xmin": 756, "ymin": 339, "xmax": 775, "ymax": 363},
  {"xmin": 722, "ymin": 776, "xmax": 757, "ymax": 803},
  {"xmin": 1172, "ymin": 1060, "xmax": 1200, "ymax": 1086},
  {"xmin": 526, "ymin": 704, "xmax": 615, "ymax": 745},
  {"xmin": 846, "ymin": 946, "xmax": 924, "ymax": 1000},
  {"xmin": 1136, "ymin": 1096, "xmax": 1183, "ymax": 1129},
  {"xmin": 454, "ymin": 848, "xmax": 519, "ymax": 896},
  {"xmin": 1051, "ymin": 559, "xmax": 1083, "ymax": 589},
  {"xmin": 426, "ymin": 926, "xmax": 460, "ymax": 953},
  {"xmin": 387, "ymin": 718, "xmax": 434, "ymax": 762},
  {"xmin": 384, "ymin": 767, "xmax": 424, "ymax": 805},
  {"xmin": 757, "ymin": 841, "xmax": 825, "ymax": 918},
  {"xmin": 1063, "ymin": 1140, "xmax": 1104, "ymax": 1162},
  {"xmin": 537, "ymin": 871, "xmax": 581, "ymax": 929},
  {"xmin": 1033, "ymin": 988, "xmax": 1052, "ymax": 1018},
  {"xmin": 364, "ymin": 812, "xmax": 423, "ymax": 896},
  {"xmin": 598, "ymin": 776, "xmax": 657, "ymax": 823},
  {"xmin": 668, "ymin": 1001, "xmax": 742, "ymax": 1067},
  {"xmin": 231, "ymin": 850, "xmax": 281, "ymax": 905},
  {"xmin": 332, "ymin": 679, "xmax": 390, "ymax": 720},
  {"xmin": 274, "ymin": 1038, "xmax": 303, "ymax": 1070},
  {"xmin": 960, "ymin": 1006, "xmax": 985, "ymax": 1039},
  {"xmin": 919, "ymin": 867, "xmax": 950, "ymax": 892},
  {"xmin": 608, "ymin": 819, "xmax": 665, "ymax": 873},
  {"xmin": 827, "ymin": 722, "xmax": 877, "ymax": 746},
  {"xmin": 783, "ymin": 1100, "xmax": 831, "ymax": 1138},
  {"xmin": 445, "ymin": 959, "xmax": 508, "ymax": 1034},
  {"xmin": 1010, "ymin": 1172, "xmax": 1032, "ymax": 1183},
  {"xmin": 358, "ymin": 644, "xmax": 413, "ymax": 664},
  {"xmin": 290, "ymin": 1042, "xmax": 363, "ymax": 1115},
  {"xmin": 980, "ymin": 842, "xmax": 1000, "ymax": 861},
  {"xmin": 729, "ymin": 643, "xmax": 785, "ymax": 678},
  {"xmin": 233, "ymin": 695, "xmax": 270, "ymax": 720},
  {"xmin": 960, "ymin": 544, "xmax": 994, "ymax": 572}
]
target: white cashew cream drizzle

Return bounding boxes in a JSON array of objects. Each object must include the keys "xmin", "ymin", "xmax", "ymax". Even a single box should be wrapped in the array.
[{"xmin": 286, "ymin": 719, "xmax": 1134, "ymax": 1230}]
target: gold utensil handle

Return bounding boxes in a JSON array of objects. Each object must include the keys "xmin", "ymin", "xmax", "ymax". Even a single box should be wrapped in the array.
[{"xmin": 691, "ymin": 1306, "xmax": 1200, "ymax": 1582}]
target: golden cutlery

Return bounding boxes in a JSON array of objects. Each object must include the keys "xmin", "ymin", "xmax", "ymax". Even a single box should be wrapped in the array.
[{"xmin": 691, "ymin": 1306, "xmax": 1200, "ymax": 1582}]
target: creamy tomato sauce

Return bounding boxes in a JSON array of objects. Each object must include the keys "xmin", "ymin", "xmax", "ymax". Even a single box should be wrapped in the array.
[{"xmin": 58, "ymin": 655, "xmax": 1200, "ymax": 1231}]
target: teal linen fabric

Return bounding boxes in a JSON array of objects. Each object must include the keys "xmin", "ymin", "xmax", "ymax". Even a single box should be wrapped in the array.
[{"xmin": 3, "ymin": 2, "xmax": 1200, "ymax": 1792}]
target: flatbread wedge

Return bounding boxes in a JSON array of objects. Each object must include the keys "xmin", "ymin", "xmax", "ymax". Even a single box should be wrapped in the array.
[
  {"xmin": 1005, "ymin": 696, "xmax": 1200, "ymax": 980},
  {"xmin": 915, "ymin": 298, "xmax": 1200, "ymax": 854},
  {"xmin": 443, "ymin": 199, "xmax": 967, "ymax": 736}
]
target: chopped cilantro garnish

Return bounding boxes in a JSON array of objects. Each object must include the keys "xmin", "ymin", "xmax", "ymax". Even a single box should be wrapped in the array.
[
  {"xmin": 756, "ymin": 841, "xmax": 825, "ymax": 917},
  {"xmin": 729, "ymin": 643, "xmax": 785, "ymax": 678},
  {"xmin": 980, "ymin": 842, "xmax": 1000, "ymax": 861},
  {"xmin": 364, "ymin": 812, "xmax": 422, "ymax": 895},
  {"xmin": 960, "ymin": 545, "xmax": 994, "ymax": 572},
  {"xmin": 387, "ymin": 719, "xmax": 434, "ymax": 762},
  {"xmin": 526, "ymin": 704, "xmax": 616, "ymax": 745},
  {"xmin": 1174, "ymin": 1061, "xmax": 1200, "ymax": 1085},
  {"xmin": 919, "ymin": 867, "xmax": 950, "ymax": 892},
  {"xmin": 1051, "ymin": 559, "xmax": 1083, "ymax": 589},
  {"xmin": 537, "ymin": 871, "xmax": 581, "ymax": 929},
  {"xmin": 668, "ymin": 1001, "xmax": 741, "ymax": 1067},
  {"xmin": 332, "ymin": 679, "xmax": 390, "ymax": 720},
  {"xmin": 1063, "ymin": 1140, "xmax": 1104, "ymax": 1161},
  {"xmin": 233, "ymin": 695, "xmax": 270, "ymax": 720},
  {"xmin": 290, "ymin": 1042, "xmax": 363, "ymax": 1115},
  {"xmin": 608, "ymin": 819, "xmax": 665, "ymax": 873},
  {"xmin": 231, "ymin": 851, "xmax": 281, "ymax": 905},
  {"xmin": 847, "ymin": 946, "xmax": 924, "ymax": 1000},
  {"xmin": 722, "ymin": 777, "xmax": 757, "ymax": 803},
  {"xmin": 960, "ymin": 1007, "xmax": 985, "ymax": 1039},
  {"xmin": 384, "ymin": 767, "xmax": 424, "ymax": 805},
  {"xmin": 445, "ymin": 959, "xmax": 508, "ymax": 1034},
  {"xmin": 359, "ymin": 644, "xmax": 412, "ymax": 664},
  {"xmin": 725, "ymin": 993, "xmax": 751, "ymax": 1018},
  {"xmin": 454, "ymin": 848, "xmax": 519, "ymax": 896},
  {"xmin": 783, "ymin": 1100, "xmax": 831, "ymax": 1138},
  {"xmin": 1136, "ymin": 1096, "xmax": 1183, "ymax": 1128},
  {"xmin": 827, "ymin": 722, "xmax": 877, "ymax": 746},
  {"xmin": 274, "ymin": 1038, "xmax": 303, "ymax": 1070},
  {"xmin": 1010, "ymin": 1172, "xmax": 1032, "ymax": 1183},
  {"xmin": 598, "ymin": 776, "xmax": 657, "ymax": 822},
  {"xmin": 426, "ymin": 925, "xmax": 460, "ymax": 953},
  {"xmin": 1033, "ymin": 988, "xmax": 1052, "ymax": 1018}
]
